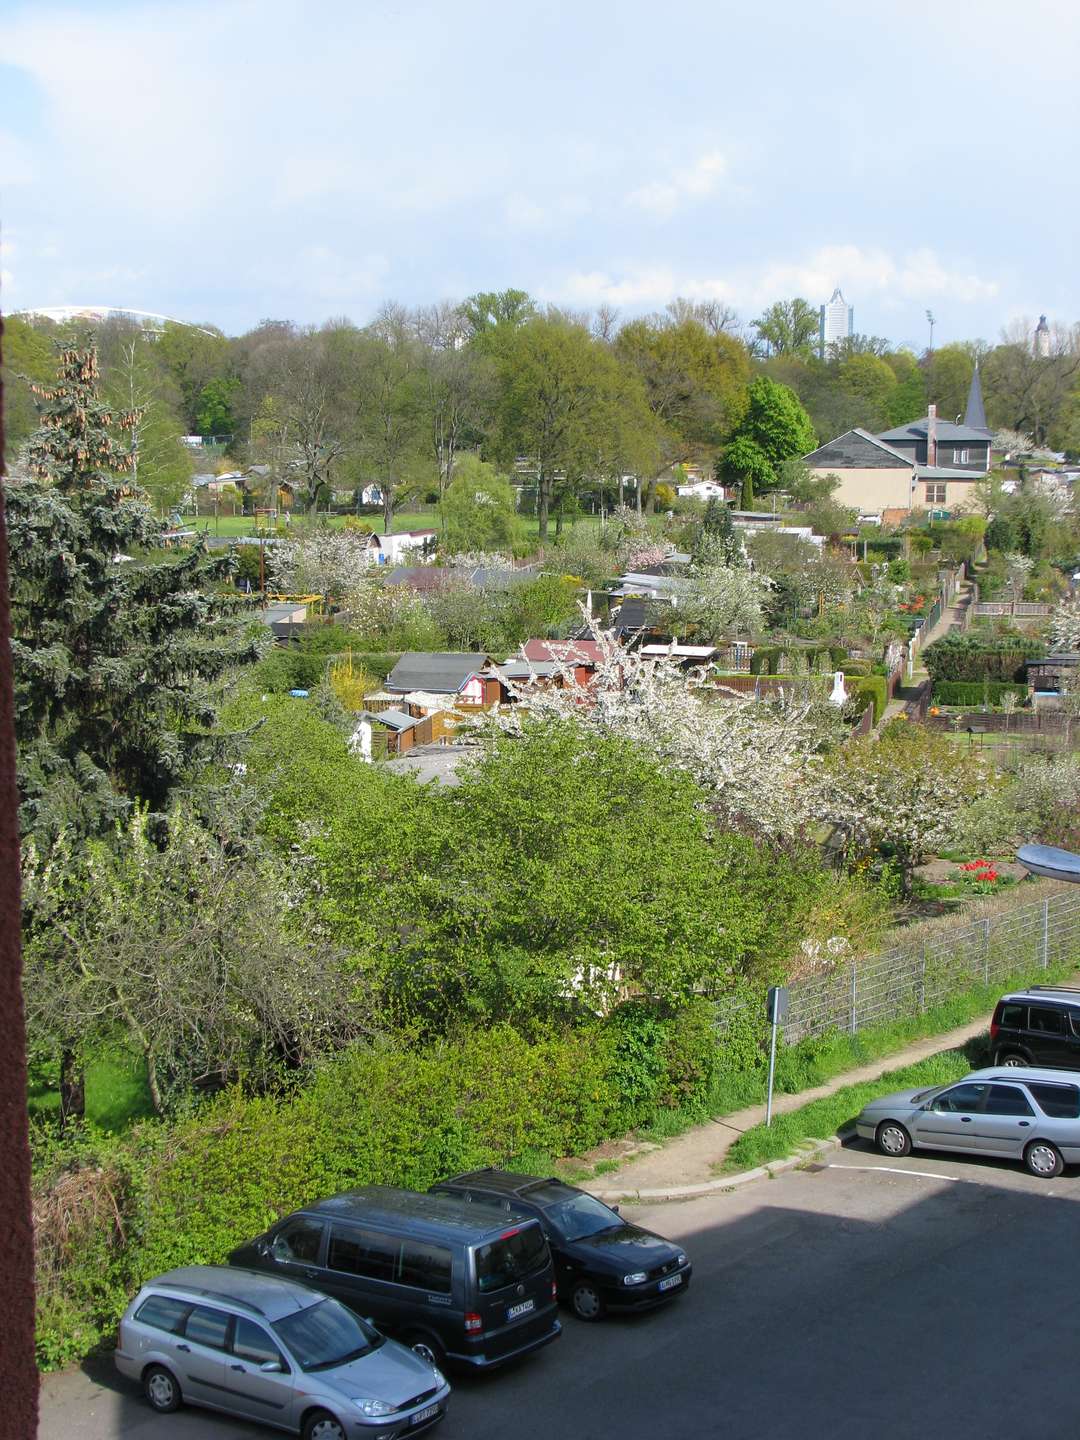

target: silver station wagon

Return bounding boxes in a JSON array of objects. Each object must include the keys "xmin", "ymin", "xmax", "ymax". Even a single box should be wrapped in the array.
[
  {"xmin": 114, "ymin": 1265, "xmax": 450, "ymax": 1440},
  {"xmin": 855, "ymin": 1066, "xmax": 1080, "ymax": 1178}
]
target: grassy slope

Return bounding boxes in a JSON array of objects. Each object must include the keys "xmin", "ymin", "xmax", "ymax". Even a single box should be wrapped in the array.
[{"xmin": 723, "ymin": 1048, "xmax": 974, "ymax": 1172}]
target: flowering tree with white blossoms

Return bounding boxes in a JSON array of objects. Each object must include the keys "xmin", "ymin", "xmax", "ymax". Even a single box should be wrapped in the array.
[
  {"xmin": 495, "ymin": 615, "xmax": 850, "ymax": 844},
  {"xmin": 268, "ymin": 527, "xmax": 375, "ymax": 600},
  {"xmin": 1049, "ymin": 593, "xmax": 1080, "ymax": 651},
  {"xmin": 678, "ymin": 560, "xmax": 773, "ymax": 640}
]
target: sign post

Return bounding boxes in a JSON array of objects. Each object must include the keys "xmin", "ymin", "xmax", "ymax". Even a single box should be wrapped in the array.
[{"xmin": 765, "ymin": 986, "xmax": 789, "ymax": 1127}]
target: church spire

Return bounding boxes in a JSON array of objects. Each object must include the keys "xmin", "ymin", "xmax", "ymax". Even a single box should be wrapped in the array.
[{"xmin": 964, "ymin": 362, "xmax": 989, "ymax": 432}]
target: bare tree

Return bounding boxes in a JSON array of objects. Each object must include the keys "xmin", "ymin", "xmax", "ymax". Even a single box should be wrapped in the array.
[
  {"xmin": 354, "ymin": 304, "xmax": 426, "ymax": 530},
  {"xmin": 412, "ymin": 302, "xmax": 496, "ymax": 499}
]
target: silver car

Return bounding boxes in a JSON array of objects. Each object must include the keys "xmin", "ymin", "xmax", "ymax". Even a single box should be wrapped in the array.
[
  {"xmin": 114, "ymin": 1265, "xmax": 451, "ymax": 1440},
  {"xmin": 855, "ymin": 1066, "xmax": 1080, "ymax": 1179}
]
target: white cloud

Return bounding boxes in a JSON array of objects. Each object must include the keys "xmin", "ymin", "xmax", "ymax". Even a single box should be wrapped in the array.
[
  {"xmin": 548, "ymin": 244, "xmax": 999, "ymax": 313},
  {"xmin": 627, "ymin": 149, "xmax": 728, "ymax": 218}
]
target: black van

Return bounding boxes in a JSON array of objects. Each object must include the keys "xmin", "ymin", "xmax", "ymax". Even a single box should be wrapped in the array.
[{"xmin": 228, "ymin": 1187, "xmax": 561, "ymax": 1371}]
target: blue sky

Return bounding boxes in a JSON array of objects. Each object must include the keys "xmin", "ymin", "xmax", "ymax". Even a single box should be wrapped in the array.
[{"xmin": 1, "ymin": 0, "xmax": 1077, "ymax": 345}]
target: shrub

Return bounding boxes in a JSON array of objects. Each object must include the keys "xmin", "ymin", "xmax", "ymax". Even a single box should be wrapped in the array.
[
  {"xmin": 923, "ymin": 633, "xmax": 1044, "ymax": 684},
  {"xmin": 33, "ymin": 1012, "xmax": 719, "ymax": 1369},
  {"xmin": 931, "ymin": 681, "xmax": 1027, "ymax": 706},
  {"xmin": 847, "ymin": 674, "xmax": 887, "ymax": 721}
]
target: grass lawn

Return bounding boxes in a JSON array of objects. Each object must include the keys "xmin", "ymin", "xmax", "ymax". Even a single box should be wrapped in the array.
[
  {"xmin": 29, "ymin": 1046, "xmax": 155, "ymax": 1132},
  {"xmin": 721, "ymin": 1046, "xmax": 975, "ymax": 1173},
  {"xmin": 182, "ymin": 510, "xmax": 610, "ymax": 545}
]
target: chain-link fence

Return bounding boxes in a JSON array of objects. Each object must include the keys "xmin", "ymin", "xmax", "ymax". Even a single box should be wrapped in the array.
[{"xmin": 776, "ymin": 888, "xmax": 1080, "ymax": 1044}]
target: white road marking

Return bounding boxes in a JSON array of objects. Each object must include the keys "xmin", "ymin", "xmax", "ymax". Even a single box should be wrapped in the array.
[{"xmin": 828, "ymin": 1164, "xmax": 959, "ymax": 1182}]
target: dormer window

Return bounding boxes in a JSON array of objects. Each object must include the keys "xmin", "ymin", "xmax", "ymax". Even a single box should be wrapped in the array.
[{"xmin": 955, "ymin": 448, "xmax": 970, "ymax": 464}]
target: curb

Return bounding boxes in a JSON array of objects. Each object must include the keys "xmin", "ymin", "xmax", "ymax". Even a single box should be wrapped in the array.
[{"xmin": 591, "ymin": 1134, "xmax": 844, "ymax": 1205}]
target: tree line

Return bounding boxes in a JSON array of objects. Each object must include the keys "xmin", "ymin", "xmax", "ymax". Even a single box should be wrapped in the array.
[{"xmin": 5, "ymin": 293, "xmax": 1079, "ymax": 538}]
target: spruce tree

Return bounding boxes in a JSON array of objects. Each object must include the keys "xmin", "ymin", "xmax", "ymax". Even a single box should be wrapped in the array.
[{"xmin": 7, "ymin": 339, "xmax": 259, "ymax": 839}]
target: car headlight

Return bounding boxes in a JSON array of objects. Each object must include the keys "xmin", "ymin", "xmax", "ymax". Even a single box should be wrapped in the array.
[
  {"xmin": 676, "ymin": 1253, "xmax": 686, "ymax": 1266},
  {"xmin": 430, "ymin": 1366, "xmax": 446, "ymax": 1388},
  {"xmin": 623, "ymin": 1271, "xmax": 648, "ymax": 1285},
  {"xmin": 353, "ymin": 1397, "xmax": 394, "ymax": 1418}
]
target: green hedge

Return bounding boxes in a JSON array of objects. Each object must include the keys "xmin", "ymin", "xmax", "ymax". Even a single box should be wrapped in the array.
[
  {"xmin": 932, "ymin": 681, "xmax": 1028, "ymax": 706},
  {"xmin": 847, "ymin": 674, "xmax": 887, "ymax": 721},
  {"xmin": 924, "ymin": 633, "xmax": 1044, "ymax": 684},
  {"xmin": 33, "ymin": 1006, "xmax": 717, "ymax": 1370}
]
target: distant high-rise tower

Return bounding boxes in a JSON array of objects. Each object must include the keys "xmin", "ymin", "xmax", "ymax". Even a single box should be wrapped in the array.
[
  {"xmin": 819, "ymin": 288, "xmax": 853, "ymax": 357},
  {"xmin": 1034, "ymin": 314, "xmax": 1051, "ymax": 358}
]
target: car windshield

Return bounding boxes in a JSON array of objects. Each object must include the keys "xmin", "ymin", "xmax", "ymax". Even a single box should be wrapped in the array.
[
  {"xmin": 543, "ymin": 1193, "xmax": 623, "ymax": 1241},
  {"xmin": 272, "ymin": 1299, "xmax": 382, "ymax": 1372}
]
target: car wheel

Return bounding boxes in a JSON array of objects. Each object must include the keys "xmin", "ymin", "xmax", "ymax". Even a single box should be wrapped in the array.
[
  {"xmin": 1024, "ymin": 1139, "xmax": 1064, "ymax": 1179},
  {"xmin": 996, "ymin": 1051, "xmax": 1029, "ymax": 1068},
  {"xmin": 570, "ymin": 1280, "xmax": 605, "ymax": 1322},
  {"xmin": 406, "ymin": 1333, "xmax": 446, "ymax": 1368},
  {"xmin": 875, "ymin": 1120, "xmax": 912, "ymax": 1158},
  {"xmin": 143, "ymin": 1365, "xmax": 181, "ymax": 1414},
  {"xmin": 303, "ymin": 1410, "xmax": 348, "ymax": 1440}
]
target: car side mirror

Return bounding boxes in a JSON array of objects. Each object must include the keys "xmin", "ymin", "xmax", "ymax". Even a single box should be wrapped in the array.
[
  {"xmin": 611, "ymin": 1204, "xmax": 620, "ymax": 1214},
  {"xmin": 259, "ymin": 1360, "xmax": 283, "ymax": 1374}
]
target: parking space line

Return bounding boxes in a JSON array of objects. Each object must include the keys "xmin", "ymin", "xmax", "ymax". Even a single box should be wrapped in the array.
[{"xmin": 828, "ymin": 1164, "xmax": 959, "ymax": 1182}]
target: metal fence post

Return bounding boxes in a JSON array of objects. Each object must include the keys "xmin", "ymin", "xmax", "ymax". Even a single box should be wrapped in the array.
[
  {"xmin": 849, "ymin": 964, "xmax": 857, "ymax": 1036},
  {"xmin": 984, "ymin": 917, "xmax": 991, "ymax": 984},
  {"xmin": 1043, "ymin": 898, "xmax": 1050, "ymax": 969}
]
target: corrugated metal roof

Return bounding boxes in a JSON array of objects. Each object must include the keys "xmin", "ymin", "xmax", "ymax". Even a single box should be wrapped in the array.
[{"xmin": 364, "ymin": 708, "xmax": 418, "ymax": 731}]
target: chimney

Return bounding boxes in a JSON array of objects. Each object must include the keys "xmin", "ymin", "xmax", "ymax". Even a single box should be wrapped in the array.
[{"xmin": 927, "ymin": 403, "xmax": 938, "ymax": 467}]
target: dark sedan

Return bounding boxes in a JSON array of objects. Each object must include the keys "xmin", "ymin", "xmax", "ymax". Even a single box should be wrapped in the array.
[{"xmin": 431, "ymin": 1170, "xmax": 691, "ymax": 1322}]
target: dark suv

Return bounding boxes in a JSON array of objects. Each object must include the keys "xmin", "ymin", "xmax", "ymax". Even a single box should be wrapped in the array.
[
  {"xmin": 991, "ymin": 986, "xmax": 1080, "ymax": 1069},
  {"xmin": 431, "ymin": 1170, "xmax": 691, "ymax": 1322},
  {"xmin": 229, "ymin": 1187, "xmax": 560, "ymax": 1371}
]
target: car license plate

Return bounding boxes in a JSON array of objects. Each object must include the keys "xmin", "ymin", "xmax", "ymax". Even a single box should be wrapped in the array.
[
  {"xmin": 658, "ymin": 1274, "xmax": 683, "ymax": 1292},
  {"xmin": 411, "ymin": 1404, "xmax": 440, "ymax": 1425},
  {"xmin": 507, "ymin": 1298, "xmax": 535, "ymax": 1320}
]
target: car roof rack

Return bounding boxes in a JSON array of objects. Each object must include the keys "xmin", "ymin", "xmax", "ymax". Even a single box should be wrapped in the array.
[{"xmin": 1028, "ymin": 985, "xmax": 1080, "ymax": 995}]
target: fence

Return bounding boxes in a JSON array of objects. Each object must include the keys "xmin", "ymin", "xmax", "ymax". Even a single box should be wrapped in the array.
[
  {"xmin": 974, "ymin": 601, "xmax": 1051, "ymax": 619},
  {"xmin": 772, "ymin": 887, "xmax": 1080, "ymax": 1044},
  {"xmin": 906, "ymin": 564, "xmax": 965, "ymax": 676}
]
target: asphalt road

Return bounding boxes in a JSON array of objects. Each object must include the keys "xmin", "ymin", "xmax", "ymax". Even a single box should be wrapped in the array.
[{"xmin": 40, "ymin": 1140, "xmax": 1080, "ymax": 1440}]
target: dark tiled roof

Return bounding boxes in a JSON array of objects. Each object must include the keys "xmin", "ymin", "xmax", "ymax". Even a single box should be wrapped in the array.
[
  {"xmin": 386, "ymin": 652, "xmax": 489, "ymax": 694},
  {"xmin": 384, "ymin": 566, "xmax": 451, "ymax": 591},
  {"xmin": 877, "ymin": 419, "xmax": 992, "ymax": 444}
]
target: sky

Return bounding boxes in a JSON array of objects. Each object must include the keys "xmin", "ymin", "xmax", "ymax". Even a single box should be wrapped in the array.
[{"xmin": 1, "ymin": 0, "xmax": 1077, "ymax": 345}]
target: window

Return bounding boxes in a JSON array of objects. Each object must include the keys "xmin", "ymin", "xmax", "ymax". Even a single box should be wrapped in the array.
[
  {"xmin": 399, "ymin": 1239, "xmax": 453, "ymax": 1293},
  {"xmin": 271, "ymin": 1217, "xmax": 325, "ymax": 1265},
  {"xmin": 932, "ymin": 1083, "xmax": 988, "ymax": 1114},
  {"xmin": 232, "ymin": 1317, "xmax": 285, "ymax": 1368},
  {"xmin": 1027, "ymin": 1084, "xmax": 1080, "ymax": 1119},
  {"xmin": 135, "ymin": 1295, "xmax": 191, "ymax": 1335},
  {"xmin": 1027, "ymin": 1006, "xmax": 1065, "ymax": 1035},
  {"xmin": 184, "ymin": 1305, "xmax": 231, "ymax": 1351},
  {"xmin": 955, "ymin": 448, "xmax": 970, "ymax": 464},
  {"xmin": 925, "ymin": 483, "xmax": 947, "ymax": 505},
  {"xmin": 984, "ymin": 1085, "xmax": 1034, "ymax": 1117},
  {"xmin": 327, "ymin": 1226, "xmax": 398, "ymax": 1283},
  {"xmin": 474, "ymin": 1225, "xmax": 550, "ymax": 1293},
  {"xmin": 998, "ymin": 1003, "xmax": 1026, "ymax": 1030}
]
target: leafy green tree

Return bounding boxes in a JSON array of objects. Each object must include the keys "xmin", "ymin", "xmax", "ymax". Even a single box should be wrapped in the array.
[
  {"xmin": 837, "ymin": 353, "xmax": 897, "ymax": 430},
  {"xmin": 496, "ymin": 315, "xmax": 653, "ymax": 541},
  {"xmin": 461, "ymin": 288, "xmax": 537, "ymax": 348},
  {"xmin": 926, "ymin": 344, "xmax": 974, "ymax": 422},
  {"xmin": 441, "ymin": 454, "xmax": 519, "ymax": 551},
  {"xmin": 195, "ymin": 376, "xmax": 241, "ymax": 437},
  {"xmin": 751, "ymin": 298, "xmax": 820, "ymax": 359},
  {"xmin": 722, "ymin": 377, "xmax": 815, "ymax": 495},
  {"xmin": 9, "ymin": 339, "xmax": 259, "ymax": 841},
  {"xmin": 884, "ymin": 361, "xmax": 928, "ymax": 426},
  {"xmin": 1, "ymin": 313, "xmax": 56, "ymax": 462},
  {"xmin": 21, "ymin": 808, "xmax": 361, "ymax": 1114},
  {"xmin": 694, "ymin": 495, "xmax": 740, "ymax": 564},
  {"xmin": 155, "ymin": 321, "xmax": 232, "ymax": 433},
  {"xmin": 317, "ymin": 723, "xmax": 760, "ymax": 1026},
  {"xmin": 104, "ymin": 332, "xmax": 194, "ymax": 516},
  {"xmin": 614, "ymin": 315, "xmax": 749, "ymax": 507}
]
